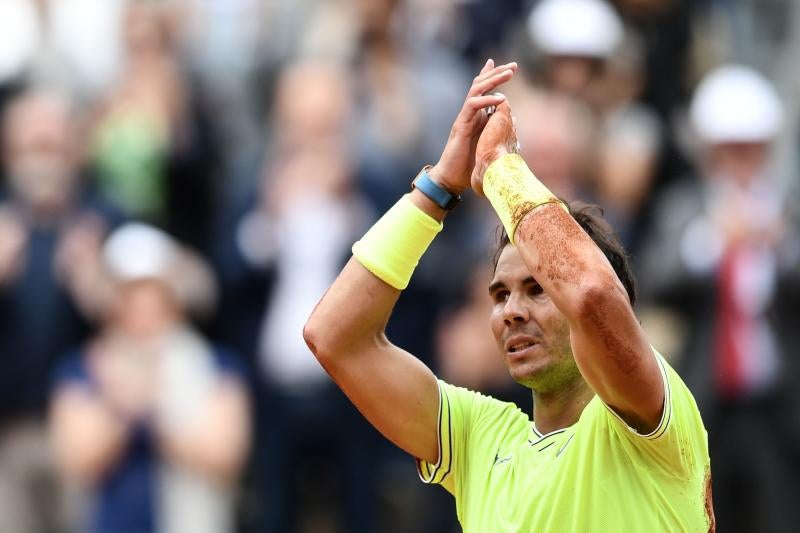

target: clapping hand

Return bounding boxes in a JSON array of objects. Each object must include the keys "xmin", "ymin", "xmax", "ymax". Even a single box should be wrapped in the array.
[
  {"xmin": 472, "ymin": 100, "xmax": 520, "ymax": 197},
  {"xmin": 427, "ymin": 59, "xmax": 517, "ymax": 195}
]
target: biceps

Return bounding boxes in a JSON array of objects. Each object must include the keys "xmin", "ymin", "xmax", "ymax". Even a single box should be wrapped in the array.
[
  {"xmin": 321, "ymin": 343, "xmax": 440, "ymax": 464},
  {"xmin": 570, "ymin": 298, "xmax": 664, "ymax": 432}
]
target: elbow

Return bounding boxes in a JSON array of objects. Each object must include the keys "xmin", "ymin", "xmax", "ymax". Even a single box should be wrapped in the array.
[
  {"xmin": 573, "ymin": 274, "xmax": 630, "ymax": 322},
  {"xmin": 302, "ymin": 318, "xmax": 326, "ymax": 361},
  {"xmin": 303, "ymin": 314, "xmax": 343, "ymax": 365},
  {"xmin": 303, "ymin": 312, "xmax": 380, "ymax": 366}
]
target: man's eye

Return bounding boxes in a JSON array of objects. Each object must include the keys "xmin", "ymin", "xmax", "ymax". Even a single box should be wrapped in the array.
[
  {"xmin": 494, "ymin": 291, "xmax": 509, "ymax": 303},
  {"xmin": 530, "ymin": 285, "xmax": 543, "ymax": 296}
]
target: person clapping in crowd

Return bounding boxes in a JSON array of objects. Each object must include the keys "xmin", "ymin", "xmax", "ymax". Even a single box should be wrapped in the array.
[
  {"xmin": 0, "ymin": 89, "xmax": 122, "ymax": 533},
  {"xmin": 50, "ymin": 223, "xmax": 250, "ymax": 533},
  {"xmin": 641, "ymin": 65, "xmax": 800, "ymax": 533}
]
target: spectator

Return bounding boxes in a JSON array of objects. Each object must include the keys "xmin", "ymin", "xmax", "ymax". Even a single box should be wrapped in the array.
[
  {"xmin": 50, "ymin": 222, "xmax": 249, "ymax": 533},
  {"xmin": 525, "ymin": 0, "xmax": 623, "ymax": 103},
  {"xmin": 509, "ymin": 87, "xmax": 596, "ymax": 201},
  {"xmin": 0, "ymin": 89, "xmax": 121, "ymax": 533},
  {"xmin": 591, "ymin": 106, "xmax": 662, "ymax": 252},
  {"xmin": 579, "ymin": 30, "xmax": 663, "ymax": 253},
  {"xmin": 605, "ymin": 0, "xmax": 693, "ymax": 201},
  {"xmin": 349, "ymin": 0, "xmax": 475, "ymax": 376},
  {"xmin": 520, "ymin": 0, "xmax": 676, "ymax": 230},
  {"xmin": 88, "ymin": 0, "xmax": 218, "ymax": 250},
  {"xmin": 609, "ymin": 0, "xmax": 693, "ymax": 122},
  {"xmin": 350, "ymin": 0, "xmax": 467, "ymax": 211},
  {"xmin": 214, "ymin": 60, "xmax": 379, "ymax": 532},
  {"xmin": 213, "ymin": 60, "xmax": 361, "ymax": 365},
  {"xmin": 640, "ymin": 65, "xmax": 800, "ymax": 533}
]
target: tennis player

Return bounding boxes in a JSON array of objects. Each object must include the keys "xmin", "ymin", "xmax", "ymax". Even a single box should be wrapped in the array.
[{"xmin": 304, "ymin": 59, "xmax": 714, "ymax": 532}]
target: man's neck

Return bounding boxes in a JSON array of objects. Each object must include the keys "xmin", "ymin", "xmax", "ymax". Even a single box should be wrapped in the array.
[{"xmin": 531, "ymin": 377, "xmax": 594, "ymax": 435}]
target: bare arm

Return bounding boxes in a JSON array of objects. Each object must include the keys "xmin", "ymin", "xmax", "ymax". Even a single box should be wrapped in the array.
[
  {"xmin": 517, "ymin": 205, "xmax": 663, "ymax": 431},
  {"xmin": 475, "ymin": 102, "xmax": 664, "ymax": 432},
  {"xmin": 304, "ymin": 60, "xmax": 517, "ymax": 463},
  {"xmin": 303, "ymin": 204, "xmax": 441, "ymax": 463}
]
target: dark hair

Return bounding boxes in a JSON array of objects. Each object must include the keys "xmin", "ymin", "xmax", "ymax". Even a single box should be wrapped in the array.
[{"xmin": 491, "ymin": 201, "xmax": 637, "ymax": 306}]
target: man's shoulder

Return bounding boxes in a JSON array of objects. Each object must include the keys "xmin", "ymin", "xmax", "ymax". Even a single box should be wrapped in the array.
[
  {"xmin": 438, "ymin": 380, "xmax": 531, "ymax": 441},
  {"xmin": 439, "ymin": 380, "xmax": 526, "ymax": 413},
  {"xmin": 577, "ymin": 352, "xmax": 705, "ymax": 435},
  {"xmin": 573, "ymin": 353, "xmax": 709, "ymax": 478}
]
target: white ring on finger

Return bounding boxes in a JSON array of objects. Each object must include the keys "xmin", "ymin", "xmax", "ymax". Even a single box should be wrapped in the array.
[{"xmin": 485, "ymin": 92, "xmax": 504, "ymax": 117}]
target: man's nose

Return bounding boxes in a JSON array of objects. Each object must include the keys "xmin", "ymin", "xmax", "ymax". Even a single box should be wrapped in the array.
[{"xmin": 503, "ymin": 292, "xmax": 529, "ymax": 325}]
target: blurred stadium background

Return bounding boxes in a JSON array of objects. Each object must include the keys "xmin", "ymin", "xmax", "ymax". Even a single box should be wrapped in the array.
[{"xmin": 0, "ymin": 0, "xmax": 798, "ymax": 532}]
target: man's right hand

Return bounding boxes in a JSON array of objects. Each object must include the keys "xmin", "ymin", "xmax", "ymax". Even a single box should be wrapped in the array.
[{"xmin": 428, "ymin": 59, "xmax": 517, "ymax": 195}]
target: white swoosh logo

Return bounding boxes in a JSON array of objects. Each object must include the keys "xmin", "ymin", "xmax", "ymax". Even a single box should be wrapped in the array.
[{"xmin": 556, "ymin": 434, "xmax": 575, "ymax": 457}]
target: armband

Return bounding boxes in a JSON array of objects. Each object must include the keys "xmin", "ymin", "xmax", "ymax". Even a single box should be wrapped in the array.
[
  {"xmin": 483, "ymin": 153, "xmax": 567, "ymax": 244},
  {"xmin": 352, "ymin": 194, "xmax": 442, "ymax": 290}
]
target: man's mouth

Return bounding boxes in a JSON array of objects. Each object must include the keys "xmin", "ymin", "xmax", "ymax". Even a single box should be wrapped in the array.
[
  {"xmin": 509, "ymin": 341, "xmax": 534, "ymax": 353},
  {"xmin": 505, "ymin": 335, "xmax": 540, "ymax": 354}
]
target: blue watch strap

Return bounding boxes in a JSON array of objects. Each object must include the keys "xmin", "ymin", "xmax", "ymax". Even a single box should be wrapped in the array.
[{"xmin": 413, "ymin": 167, "xmax": 461, "ymax": 210}]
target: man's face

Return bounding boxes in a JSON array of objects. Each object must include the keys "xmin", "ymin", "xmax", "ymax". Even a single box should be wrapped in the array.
[
  {"xmin": 488, "ymin": 245, "xmax": 580, "ymax": 392},
  {"xmin": 3, "ymin": 95, "xmax": 77, "ymax": 211},
  {"xmin": 707, "ymin": 142, "xmax": 769, "ymax": 186},
  {"xmin": 112, "ymin": 280, "xmax": 180, "ymax": 340}
]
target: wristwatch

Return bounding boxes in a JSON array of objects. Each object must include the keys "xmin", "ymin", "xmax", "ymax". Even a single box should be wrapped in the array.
[{"xmin": 412, "ymin": 166, "xmax": 462, "ymax": 210}]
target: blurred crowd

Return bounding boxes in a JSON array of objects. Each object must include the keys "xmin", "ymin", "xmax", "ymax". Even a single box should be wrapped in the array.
[{"xmin": 0, "ymin": 0, "xmax": 799, "ymax": 532}]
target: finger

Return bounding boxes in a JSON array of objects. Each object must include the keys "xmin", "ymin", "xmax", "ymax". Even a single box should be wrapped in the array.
[
  {"xmin": 472, "ymin": 69, "xmax": 515, "ymax": 97},
  {"xmin": 485, "ymin": 91, "xmax": 508, "ymax": 117},
  {"xmin": 469, "ymin": 67, "xmax": 516, "ymax": 98},
  {"xmin": 478, "ymin": 61, "xmax": 518, "ymax": 82},
  {"xmin": 469, "ymin": 62, "xmax": 518, "ymax": 94},
  {"xmin": 461, "ymin": 93, "xmax": 507, "ymax": 122},
  {"xmin": 471, "ymin": 67, "xmax": 517, "ymax": 98},
  {"xmin": 479, "ymin": 58, "xmax": 494, "ymax": 76}
]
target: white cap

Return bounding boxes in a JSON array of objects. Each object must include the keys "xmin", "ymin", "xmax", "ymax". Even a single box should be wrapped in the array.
[
  {"xmin": 690, "ymin": 65, "xmax": 783, "ymax": 144},
  {"xmin": 528, "ymin": 0, "xmax": 622, "ymax": 58},
  {"xmin": 103, "ymin": 222, "xmax": 218, "ymax": 316},
  {"xmin": 104, "ymin": 223, "xmax": 178, "ymax": 283}
]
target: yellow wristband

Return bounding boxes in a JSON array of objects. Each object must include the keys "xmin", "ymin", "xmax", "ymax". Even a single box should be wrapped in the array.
[
  {"xmin": 483, "ymin": 153, "xmax": 566, "ymax": 244},
  {"xmin": 352, "ymin": 194, "xmax": 443, "ymax": 290}
]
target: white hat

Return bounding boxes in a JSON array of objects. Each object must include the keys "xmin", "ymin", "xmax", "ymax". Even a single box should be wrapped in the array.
[
  {"xmin": 103, "ymin": 223, "xmax": 178, "ymax": 283},
  {"xmin": 528, "ymin": 0, "xmax": 622, "ymax": 58},
  {"xmin": 690, "ymin": 65, "xmax": 783, "ymax": 144},
  {"xmin": 103, "ymin": 223, "xmax": 218, "ymax": 316}
]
